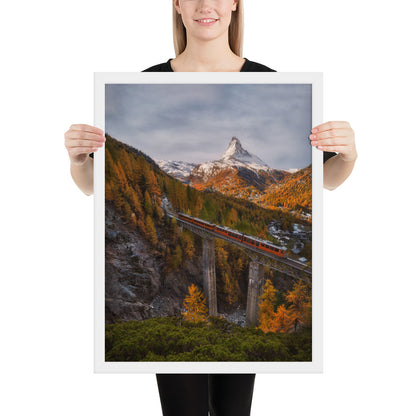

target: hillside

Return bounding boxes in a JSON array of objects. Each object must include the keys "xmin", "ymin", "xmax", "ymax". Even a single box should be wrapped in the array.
[
  {"xmin": 256, "ymin": 165, "xmax": 312, "ymax": 212},
  {"xmin": 104, "ymin": 134, "xmax": 300, "ymax": 324}
]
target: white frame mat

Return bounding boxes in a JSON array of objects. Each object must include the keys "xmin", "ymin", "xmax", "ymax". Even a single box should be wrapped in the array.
[{"xmin": 94, "ymin": 72, "xmax": 323, "ymax": 373}]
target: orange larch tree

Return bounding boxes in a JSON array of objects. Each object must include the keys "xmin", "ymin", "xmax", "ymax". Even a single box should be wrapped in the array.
[
  {"xmin": 257, "ymin": 278, "xmax": 278, "ymax": 333},
  {"xmin": 285, "ymin": 280, "xmax": 311, "ymax": 331},
  {"xmin": 270, "ymin": 304, "xmax": 294, "ymax": 333},
  {"xmin": 181, "ymin": 284, "xmax": 208, "ymax": 323}
]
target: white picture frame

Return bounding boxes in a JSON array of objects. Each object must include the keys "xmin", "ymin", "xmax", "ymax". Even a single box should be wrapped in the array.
[{"xmin": 94, "ymin": 72, "xmax": 323, "ymax": 373}]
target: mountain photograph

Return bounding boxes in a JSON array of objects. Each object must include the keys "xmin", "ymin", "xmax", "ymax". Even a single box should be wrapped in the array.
[{"xmin": 103, "ymin": 83, "xmax": 314, "ymax": 362}]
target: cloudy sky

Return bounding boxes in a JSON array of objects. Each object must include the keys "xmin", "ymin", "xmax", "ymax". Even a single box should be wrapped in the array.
[{"xmin": 105, "ymin": 83, "xmax": 312, "ymax": 170}]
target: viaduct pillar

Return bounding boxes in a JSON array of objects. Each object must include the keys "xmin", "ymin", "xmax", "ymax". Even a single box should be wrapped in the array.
[
  {"xmin": 246, "ymin": 261, "xmax": 264, "ymax": 327},
  {"xmin": 202, "ymin": 238, "xmax": 217, "ymax": 316}
]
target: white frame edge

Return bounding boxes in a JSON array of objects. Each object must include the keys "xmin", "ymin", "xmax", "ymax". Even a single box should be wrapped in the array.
[{"xmin": 94, "ymin": 72, "xmax": 323, "ymax": 374}]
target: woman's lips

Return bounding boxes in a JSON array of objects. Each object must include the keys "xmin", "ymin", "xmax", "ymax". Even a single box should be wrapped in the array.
[{"xmin": 195, "ymin": 19, "xmax": 218, "ymax": 26}]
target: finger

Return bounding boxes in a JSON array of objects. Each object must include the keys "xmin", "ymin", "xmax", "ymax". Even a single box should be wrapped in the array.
[
  {"xmin": 65, "ymin": 139, "xmax": 104, "ymax": 148},
  {"xmin": 69, "ymin": 124, "xmax": 104, "ymax": 135},
  {"xmin": 65, "ymin": 130, "xmax": 105, "ymax": 141},
  {"xmin": 310, "ymin": 128, "xmax": 351, "ymax": 140},
  {"xmin": 312, "ymin": 121, "xmax": 350, "ymax": 133},
  {"xmin": 311, "ymin": 138, "xmax": 348, "ymax": 146}
]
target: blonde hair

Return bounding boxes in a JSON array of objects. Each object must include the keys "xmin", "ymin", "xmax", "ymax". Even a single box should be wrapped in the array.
[{"xmin": 172, "ymin": 0, "xmax": 244, "ymax": 57}]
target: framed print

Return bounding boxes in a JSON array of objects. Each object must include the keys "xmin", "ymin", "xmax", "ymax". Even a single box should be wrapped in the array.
[{"xmin": 94, "ymin": 72, "xmax": 323, "ymax": 373}]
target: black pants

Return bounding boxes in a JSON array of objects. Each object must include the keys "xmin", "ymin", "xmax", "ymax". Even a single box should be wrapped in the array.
[{"xmin": 156, "ymin": 373, "xmax": 256, "ymax": 416}]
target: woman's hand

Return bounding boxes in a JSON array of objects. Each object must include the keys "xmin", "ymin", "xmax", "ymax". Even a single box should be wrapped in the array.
[
  {"xmin": 310, "ymin": 121, "xmax": 358, "ymax": 190},
  {"xmin": 64, "ymin": 124, "xmax": 105, "ymax": 165},
  {"xmin": 65, "ymin": 124, "xmax": 103, "ymax": 195},
  {"xmin": 309, "ymin": 121, "xmax": 357, "ymax": 162}
]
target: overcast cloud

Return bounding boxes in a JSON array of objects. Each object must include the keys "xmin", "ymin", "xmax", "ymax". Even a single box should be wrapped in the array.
[{"xmin": 105, "ymin": 83, "xmax": 312, "ymax": 170}]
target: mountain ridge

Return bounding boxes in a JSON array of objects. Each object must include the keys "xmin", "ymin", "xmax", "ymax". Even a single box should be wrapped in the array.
[{"xmin": 155, "ymin": 136, "xmax": 310, "ymax": 212}]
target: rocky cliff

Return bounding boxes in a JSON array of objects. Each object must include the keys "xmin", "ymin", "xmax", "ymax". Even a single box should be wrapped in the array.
[{"xmin": 105, "ymin": 201, "xmax": 204, "ymax": 324}]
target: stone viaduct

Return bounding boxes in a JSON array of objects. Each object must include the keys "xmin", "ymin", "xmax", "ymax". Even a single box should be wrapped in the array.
[{"xmin": 166, "ymin": 210, "xmax": 311, "ymax": 327}]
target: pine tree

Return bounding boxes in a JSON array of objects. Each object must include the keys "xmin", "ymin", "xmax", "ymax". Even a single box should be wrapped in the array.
[
  {"xmin": 181, "ymin": 231, "xmax": 195, "ymax": 260},
  {"xmin": 146, "ymin": 170, "xmax": 161, "ymax": 203},
  {"xmin": 270, "ymin": 304, "xmax": 293, "ymax": 333},
  {"xmin": 120, "ymin": 149, "xmax": 134, "ymax": 182},
  {"xmin": 257, "ymin": 279, "xmax": 278, "ymax": 333},
  {"xmin": 144, "ymin": 190, "xmax": 153, "ymax": 216},
  {"xmin": 172, "ymin": 245, "xmax": 182, "ymax": 270},
  {"xmin": 223, "ymin": 271, "xmax": 238, "ymax": 305},
  {"xmin": 194, "ymin": 196, "xmax": 203, "ymax": 216},
  {"xmin": 115, "ymin": 160, "xmax": 128, "ymax": 192},
  {"xmin": 154, "ymin": 204, "xmax": 164, "ymax": 222},
  {"xmin": 105, "ymin": 148, "xmax": 116, "ymax": 201},
  {"xmin": 285, "ymin": 280, "xmax": 311, "ymax": 331},
  {"xmin": 215, "ymin": 241, "xmax": 238, "ymax": 306},
  {"xmin": 181, "ymin": 284, "xmax": 208, "ymax": 323},
  {"xmin": 229, "ymin": 208, "xmax": 238, "ymax": 225},
  {"xmin": 145, "ymin": 215, "xmax": 158, "ymax": 246}
]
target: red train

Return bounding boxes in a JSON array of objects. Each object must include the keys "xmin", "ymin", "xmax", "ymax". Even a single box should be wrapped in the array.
[{"xmin": 177, "ymin": 212, "xmax": 286, "ymax": 258}]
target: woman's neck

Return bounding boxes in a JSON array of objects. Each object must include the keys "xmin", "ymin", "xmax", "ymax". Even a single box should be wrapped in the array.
[{"xmin": 171, "ymin": 32, "xmax": 244, "ymax": 72}]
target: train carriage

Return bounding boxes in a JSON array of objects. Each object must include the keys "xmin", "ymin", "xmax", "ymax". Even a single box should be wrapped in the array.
[
  {"xmin": 177, "ymin": 212, "xmax": 286, "ymax": 258},
  {"xmin": 177, "ymin": 212, "xmax": 216, "ymax": 231}
]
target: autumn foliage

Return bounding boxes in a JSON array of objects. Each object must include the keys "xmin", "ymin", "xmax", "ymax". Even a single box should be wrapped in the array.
[
  {"xmin": 258, "ymin": 279, "xmax": 278, "ymax": 333},
  {"xmin": 104, "ymin": 134, "xmax": 307, "ymax": 305},
  {"xmin": 257, "ymin": 165, "xmax": 312, "ymax": 212},
  {"xmin": 258, "ymin": 279, "xmax": 311, "ymax": 333},
  {"xmin": 104, "ymin": 134, "xmax": 303, "ymax": 252},
  {"xmin": 105, "ymin": 134, "xmax": 312, "ymax": 313},
  {"xmin": 181, "ymin": 284, "xmax": 209, "ymax": 323}
]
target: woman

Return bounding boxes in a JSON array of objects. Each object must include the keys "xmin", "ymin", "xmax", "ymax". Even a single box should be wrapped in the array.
[{"xmin": 65, "ymin": 1, "xmax": 357, "ymax": 415}]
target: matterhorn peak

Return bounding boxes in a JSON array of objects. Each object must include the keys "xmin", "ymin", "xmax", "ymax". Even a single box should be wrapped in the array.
[
  {"xmin": 220, "ymin": 136, "xmax": 270, "ymax": 170},
  {"xmin": 230, "ymin": 136, "xmax": 242, "ymax": 147},
  {"xmin": 222, "ymin": 136, "xmax": 248, "ymax": 160},
  {"xmin": 189, "ymin": 136, "xmax": 272, "ymax": 182}
]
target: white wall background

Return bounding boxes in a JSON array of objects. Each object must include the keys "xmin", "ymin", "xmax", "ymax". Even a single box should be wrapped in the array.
[{"xmin": 1, "ymin": 1, "xmax": 415, "ymax": 414}]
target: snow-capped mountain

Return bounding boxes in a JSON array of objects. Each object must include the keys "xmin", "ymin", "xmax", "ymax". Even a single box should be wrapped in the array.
[
  {"xmin": 221, "ymin": 136, "xmax": 270, "ymax": 170},
  {"xmin": 283, "ymin": 168, "xmax": 299, "ymax": 174},
  {"xmin": 191, "ymin": 136, "xmax": 271, "ymax": 181},
  {"xmin": 155, "ymin": 136, "xmax": 310, "ymax": 211},
  {"xmin": 187, "ymin": 137, "xmax": 291, "ymax": 200},
  {"xmin": 155, "ymin": 160, "xmax": 197, "ymax": 183}
]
